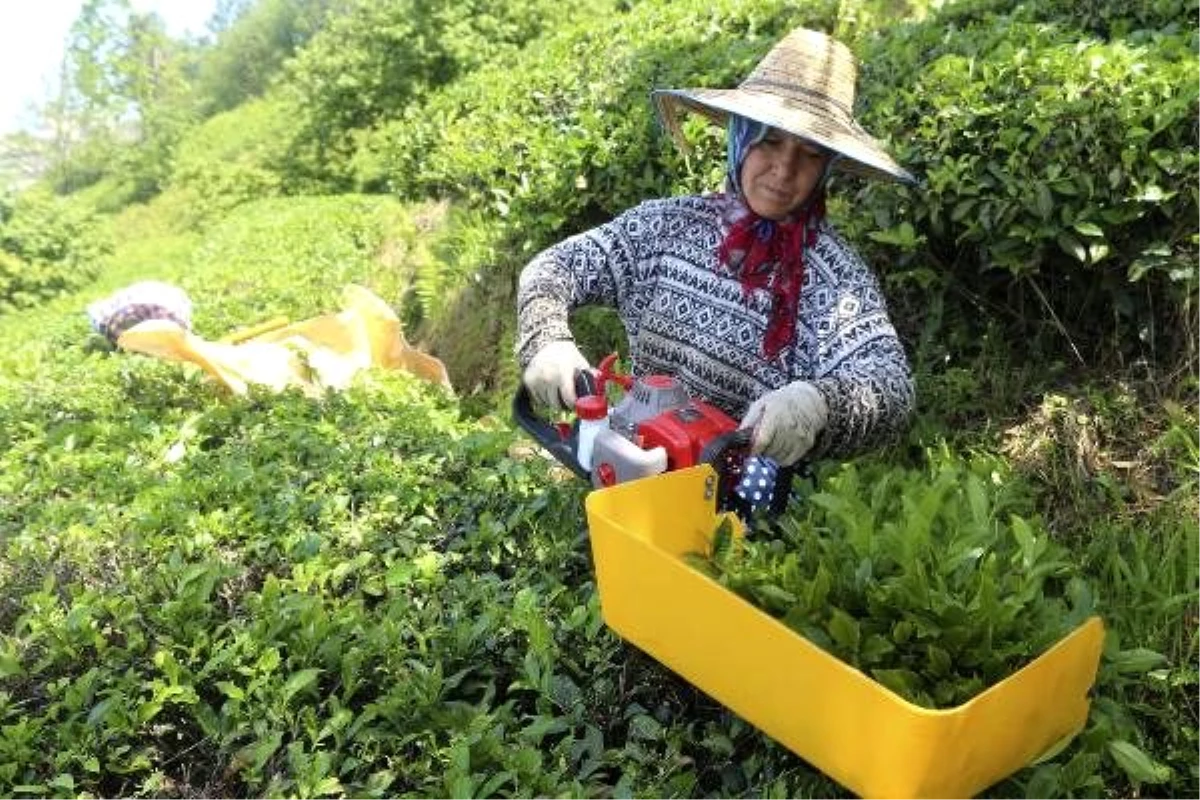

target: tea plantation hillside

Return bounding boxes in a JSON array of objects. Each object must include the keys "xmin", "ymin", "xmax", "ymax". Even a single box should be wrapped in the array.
[
  {"xmin": 0, "ymin": 193, "xmax": 1196, "ymax": 798},
  {"xmin": 1, "ymin": 0, "xmax": 1197, "ymax": 795}
]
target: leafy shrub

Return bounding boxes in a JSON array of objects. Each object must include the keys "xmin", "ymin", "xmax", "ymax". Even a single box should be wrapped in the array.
[
  {"xmin": 165, "ymin": 97, "xmax": 300, "ymax": 228},
  {"xmin": 935, "ymin": 0, "xmax": 1199, "ymax": 38},
  {"xmin": 847, "ymin": 11, "xmax": 1198, "ymax": 365},
  {"xmin": 0, "ymin": 2, "xmax": 1194, "ymax": 796},
  {"xmin": 193, "ymin": 0, "xmax": 333, "ymax": 116},
  {"xmin": 685, "ymin": 439, "xmax": 1191, "ymax": 795},
  {"xmin": 166, "ymin": 195, "xmax": 417, "ymax": 337},
  {"xmin": 0, "ymin": 251, "xmax": 75, "ymax": 313},
  {"xmin": 281, "ymin": 0, "xmax": 611, "ymax": 189},
  {"xmin": 0, "ymin": 190, "xmax": 110, "ymax": 311},
  {"xmin": 0, "ymin": 365, "xmax": 572, "ymax": 796},
  {"xmin": 691, "ymin": 449, "xmax": 1093, "ymax": 709}
]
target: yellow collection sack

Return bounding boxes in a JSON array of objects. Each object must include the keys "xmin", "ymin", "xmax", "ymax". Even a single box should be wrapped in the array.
[{"xmin": 116, "ymin": 284, "xmax": 452, "ymax": 396}]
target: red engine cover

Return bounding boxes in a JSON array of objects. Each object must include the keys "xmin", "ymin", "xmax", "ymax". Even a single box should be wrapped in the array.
[{"xmin": 636, "ymin": 400, "xmax": 738, "ymax": 469}]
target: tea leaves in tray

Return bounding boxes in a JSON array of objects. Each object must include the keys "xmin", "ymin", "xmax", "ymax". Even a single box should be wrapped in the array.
[{"xmin": 692, "ymin": 448, "xmax": 1096, "ymax": 708}]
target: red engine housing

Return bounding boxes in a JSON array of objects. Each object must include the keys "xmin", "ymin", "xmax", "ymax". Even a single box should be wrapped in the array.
[{"xmin": 636, "ymin": 398, "xmax": 739, "ymax": 469}]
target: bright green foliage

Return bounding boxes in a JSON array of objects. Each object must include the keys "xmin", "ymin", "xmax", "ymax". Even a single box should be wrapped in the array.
[
  {"xmin": 373, "ymin": 0, "xmax": 828, "ymax": 229},
  {"xmin": 360, "ymin": 0, "xmax": 835, "ymax": 337},
  {"xmin": 0, "ymin": 196, "xmax": 847, "ymax": 797},
  {"xmin": 939, "ymin": 0, "xmax": 1198, "ymax": 37},
  {"xmin": 693, "ymin": 450, "xmax": 1092, "ymax": 709},
  {"xmin": 847, "ymin": 4, "xmax": 1198, "ymax": 364},
  {"xmin": 193, "ymin": 0, "xmax": 333, "ymax": 116},
  {"xmin": 281, "ymin": 0, "xmax": 607, "ymax": 189},
  {"xmin": 0, "ymin": 191, "xmax": 111, "ymax": 312},
  {"xmin": 66, "ymin": 0, "xmax": 138, "ymax": 123},
  {"xmin": 0, "ymin": 164, "xmax": 1193, "ymax": 800},
  {"xmin": 0, "ymin": 370, "xmax": 575, "ymax": 796},
  {"xmin": 167, "ymin": 98, "xmax": 296, "ymax": 229},
  {"xmin": 0, "ymin": 0, "xmax": 1196, "ymax": 797},
  {"xmin": 54, "ymin": 0, "xmax": 200, "ymax": 199},
  {"xmin": 688, "ymin": 438, "xmax": 1195, "ymax": 796}
]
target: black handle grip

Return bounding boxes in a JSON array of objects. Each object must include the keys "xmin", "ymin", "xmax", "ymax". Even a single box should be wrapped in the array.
[
  {"xmin": 575, "ymin": 370, "xmax": 598, "ymax": 398},
  {"xmin": 700, "ymin": 429, "xmax": 807, "ymax": 518},
  {"xmin": 511, "ymin": 383, "xmax": 590, "ymax": 480},
  {"xmin": 769, "ymin": 463, "xmax": 802, "ymax": 517},
  {"xmin": 698, "ymin": 428, "xmax": 753, "ymax": 511}
]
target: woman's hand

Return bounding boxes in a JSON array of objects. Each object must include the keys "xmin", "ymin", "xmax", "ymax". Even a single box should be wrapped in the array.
[
  {"xmin": 739, "ymin": 381, "xmax": 828, "ymax": 466},
  {"xmin": 522, "ymin": 340, "xmax": 591, "ymax": 410}
]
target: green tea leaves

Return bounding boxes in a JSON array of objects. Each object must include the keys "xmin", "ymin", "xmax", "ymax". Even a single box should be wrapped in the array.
[
  {"xmin": 1107, "ymin": 648, "xmax": 1168, "ymax": 675},
  {"xmin": 826, "ymin": 607, "xmax": 861, "ymax": 655},
  {"xmin": 1107, "ymin": 740, "xmax": 1173, "ymax": 784},
  {"xmin": 690, "ymin": 449, "xmax": 1091, "ymax": 709},
  {"xmin": 710, "ymin": 516, "xmax": 735, "ymax": 560},
  {"xmin": 281, "ymin": 668, "xmax": 322, "ymax": 704}
]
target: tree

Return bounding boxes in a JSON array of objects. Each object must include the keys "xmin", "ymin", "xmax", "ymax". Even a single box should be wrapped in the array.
[
  {"xmin": 0, "ymin": 132, "xmax": 49, "ymax": 192},
  {"xmin": 207, "ymin": 0, "xmax": 256, "ymax": 35},
  {"xmin": 68, "ymin": 0, "xmax": 135, "ymax": 128},
  {"xmin": 194, "ymin": 0, "xmax": 337, "ymax": 115},
  {"xmin": 42, "ymin": 0, "xmax": 198, "ymax": 196}
]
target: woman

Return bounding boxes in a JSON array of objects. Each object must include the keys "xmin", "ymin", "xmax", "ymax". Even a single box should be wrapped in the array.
[{"xmin": 516, "ymin": 27, "xmax": 915, "ymax": 476}]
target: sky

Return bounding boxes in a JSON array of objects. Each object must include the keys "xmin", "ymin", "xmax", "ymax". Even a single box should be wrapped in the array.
[{"xmin": 0, "ymin": 0, "xmax": 219, "ymax": 136}]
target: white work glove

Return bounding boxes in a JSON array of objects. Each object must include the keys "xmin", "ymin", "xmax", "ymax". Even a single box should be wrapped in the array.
[
  {"xmin": 739, "ymin": 381, "xmax": 829, "ymax": 467},
  {"xmin": 522, "ymin": 340, "xmax": 591, "ymax": 410}
]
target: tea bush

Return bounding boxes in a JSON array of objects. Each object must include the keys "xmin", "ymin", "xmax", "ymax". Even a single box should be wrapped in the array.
[
  {"xmin": 279, "ymin": 0, "xmax": 616, "ymax": 190},
  {"xmin": 360, "ymin": 0, "xmax": 836, "ymax": 287},
  {"xmin": 938, "ymin": 0, "xmax": 1198, "ymax": 37},
  {"xmin": 694, "ymin": 449, "xmax": 1093, "ymax": 709},
  {"xmin": 847, "ymin": 7, "xmax": 1198, "ymax": 365},
  {"xmin": 167, "ymin": 98, "xmax": 295, "ymax": 229},
  {"xmin": 0, "ymin": 190, "xmax": 111, "ymax": 312},
  {"xmin": 0, "ymin": 364, "xmax": 579, "ymax": 796},
  {"xmin": 1, "ymin": 0, "xmax": 1196, "ymax": 796},
  {"xmin": 0, "ymin": 210, "xmax": 851, "ymax": 795},
  {"xmin": 1, "ymin": 296, "xmax": 1190, "ymax": 797}
]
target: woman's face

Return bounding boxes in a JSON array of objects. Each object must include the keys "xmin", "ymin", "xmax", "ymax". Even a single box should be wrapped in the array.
[{"xmin": 739, "ymin": 130, "xmax": 829, "ymax": 220}]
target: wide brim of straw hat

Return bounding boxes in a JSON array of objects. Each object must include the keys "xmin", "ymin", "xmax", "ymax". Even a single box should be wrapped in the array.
[
  {"xmin": 651, "ymin": 28, "xmax": 914, "ymax": 185},
  {"xmin": 653, "ymin": 88, "xmax": 914, "ymax": 185}
]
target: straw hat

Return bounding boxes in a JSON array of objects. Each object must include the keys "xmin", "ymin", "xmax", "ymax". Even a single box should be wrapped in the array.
[{"xmin": 652, "ymin": 27, "xmax": 914, "ymax": 184}]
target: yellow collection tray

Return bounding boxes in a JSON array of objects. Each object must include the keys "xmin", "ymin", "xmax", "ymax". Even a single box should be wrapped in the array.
[{"xmin": 584, "ymin": 464, "xmax": 1105, "ymax": 799}]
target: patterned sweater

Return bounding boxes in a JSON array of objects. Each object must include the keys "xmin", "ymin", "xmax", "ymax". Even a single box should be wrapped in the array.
[{"xmin": 515, "ymin": 194, "xmax": 914, "ymax": 458}]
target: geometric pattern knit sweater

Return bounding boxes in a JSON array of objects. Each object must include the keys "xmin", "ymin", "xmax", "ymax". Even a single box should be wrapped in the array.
[{"xmin": 515, "ymin": 194, "xmax": 915, "ymax": 459}]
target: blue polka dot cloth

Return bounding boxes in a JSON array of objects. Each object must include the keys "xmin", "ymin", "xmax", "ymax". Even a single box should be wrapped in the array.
[{"xmin": 734, "ymin": 455, "xmax": 779, "ymax": 511}]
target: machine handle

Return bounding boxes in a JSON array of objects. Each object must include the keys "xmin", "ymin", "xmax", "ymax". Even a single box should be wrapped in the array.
[
  {"xmin": 769, "ymin": 463, "xmax": 801, "ymax": 517},
  {"xmin": 510, "ymin": 372, "xmax": 598, "ymax": 481},
  {"xmin": 698, "ymin": 428, "xmax": 753, "ymax": 511},
  {"xmin": 700, "ymin": 429, "xmax": 807, "ymax": 517}
]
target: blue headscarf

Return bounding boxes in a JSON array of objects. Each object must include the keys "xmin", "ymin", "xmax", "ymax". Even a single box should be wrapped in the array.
[
  {"xmin": 724, "ymin": 114, "xmax": 839, "ymax": 208},
  {"xmin": 726, "ymin": 115, "xmax": 770, "ymax": 198}
]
